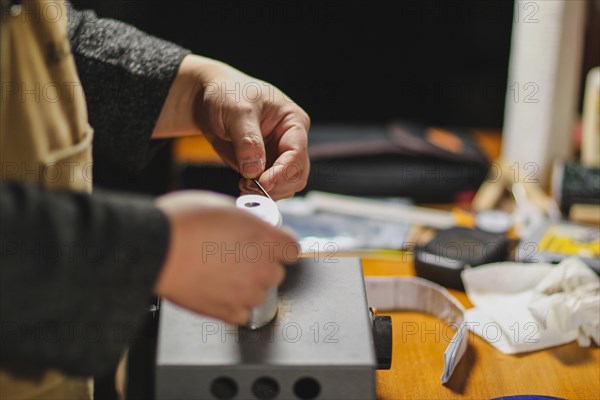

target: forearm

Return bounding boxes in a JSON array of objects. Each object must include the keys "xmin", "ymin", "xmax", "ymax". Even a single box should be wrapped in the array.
[
  {"xmin": 151, "ymin": 55, "xmax": 206, "ymax": 139},
  {"xmin": 66, "ymin": 2, "xmax": 190, "ymax": 174},
  {"xmin": 0, "ymin": 184, "xmax": 169, "ymax": 376}
]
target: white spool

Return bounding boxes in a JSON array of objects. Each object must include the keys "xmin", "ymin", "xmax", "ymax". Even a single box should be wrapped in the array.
[
  {"xmin": 236, "ymin": 194, "xmax": 282, "ymax": 228},
  {"xmin": 236, "ymin": 194, "xmax": 282, "ymax": 329}
]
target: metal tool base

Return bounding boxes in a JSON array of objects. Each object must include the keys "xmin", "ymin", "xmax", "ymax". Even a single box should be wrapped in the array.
[{"xmin": 156, "ymin": 258, "xmax": 376, "ymax": 400}]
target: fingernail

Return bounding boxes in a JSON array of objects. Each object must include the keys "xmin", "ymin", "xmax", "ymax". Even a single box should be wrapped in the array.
[
  {"xmin": 240, "ymin": 160, "xmax": 263, "ymax": 179},
  {"xmin": 263, "ymin": 181, "xmax": 275, "ymax": 192},
  {"xmin": 243, "ymin": 179, "xmax": 263, "ymax": 195}
]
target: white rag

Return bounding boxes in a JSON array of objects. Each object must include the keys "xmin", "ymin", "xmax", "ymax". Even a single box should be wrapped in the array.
[{"xmin": 461, "ymin": 257, "xmax": 600, "ymax": 354}]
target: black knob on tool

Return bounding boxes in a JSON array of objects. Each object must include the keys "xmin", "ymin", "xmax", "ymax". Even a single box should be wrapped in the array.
[{"xmin": 372, "ymin": 315, "xmax": 392, "ymax": 370}]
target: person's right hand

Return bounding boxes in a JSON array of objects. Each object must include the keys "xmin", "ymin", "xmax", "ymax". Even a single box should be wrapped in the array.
[{"xmin": 153, "ymin": 191, "xmax": 299, "ymax": 325}]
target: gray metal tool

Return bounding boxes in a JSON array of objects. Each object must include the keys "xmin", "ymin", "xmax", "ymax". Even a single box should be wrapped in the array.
[{"xmin": 156, "ymin": 258, "xmax": 392, "ymax": 400}]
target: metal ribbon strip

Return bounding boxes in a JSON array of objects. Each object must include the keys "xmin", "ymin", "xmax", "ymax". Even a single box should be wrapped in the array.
[{"xmin": 364, "ymin": 276, "xmax": 468, "ymax": 383}]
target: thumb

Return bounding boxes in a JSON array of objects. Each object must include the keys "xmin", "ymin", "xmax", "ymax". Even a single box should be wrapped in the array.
[{"xmin": 224, "ymin": 111, "xmax": 266, "ymax": 179}]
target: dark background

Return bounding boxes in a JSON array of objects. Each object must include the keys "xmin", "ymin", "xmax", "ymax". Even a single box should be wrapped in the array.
[{"xmin": 72, "ymin": 0, "xmax": 515, "ymax": 128}]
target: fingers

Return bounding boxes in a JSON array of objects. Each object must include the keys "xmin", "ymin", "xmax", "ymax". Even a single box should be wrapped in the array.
[
  {"xmin": 218, "ymin": 306, "xmax": 250, "ymax": 325},
  {"xmin": 203, "ymin": 90, "xmax": 309, "ymax": 196},
  {"xmin": 259, "ymin": 153, "xmax": 310, "ymax": 201},
  {"xmin": 238, "ymin": 128, "xmax": 309, "ymax": 200},
  {"xmin": 229, "ymin": 309, "xmax": 250, "ymax": 325},
  {"xmin": 258, "ymin": 109, "xmax": 310, "ymax": 199},
  {"xmin": 256, "ymin": 262, "xmax": 286, "ymax": 289},
  {"xmin": 155, "ymin": 191, "xmax": 300, "ymax": 328},
  {"xmin": 259, "ymin": 158, "xmax": 308, "ymax": 200},
  {"xmin": 223, "ymin": 262, "xmax": 284, "ymax": 325},
  {"xmin": 211, "ymin": 303, "xmax": 250, "ymax": 326},
  {"xmin": 268, "ymin": 227, "xmax": 301, "ymax": 264},
  {"xmin": 223, "ymin": 109, "xmax": 266, "ymax": 179}
]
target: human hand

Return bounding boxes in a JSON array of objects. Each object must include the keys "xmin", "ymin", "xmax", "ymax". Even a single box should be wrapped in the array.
[
  {"xmin": 153, "ymin": 55, "xmax": 310, "ymax": 200},
  {"xmin": 153, "ymin": 191, "xmax": 299, "ymax": 324}
]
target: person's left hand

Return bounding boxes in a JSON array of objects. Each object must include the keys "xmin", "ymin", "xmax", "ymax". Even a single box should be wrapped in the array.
[{"xmin": 153, "ymin": 55, "xmax": 310, "ymax": 200}]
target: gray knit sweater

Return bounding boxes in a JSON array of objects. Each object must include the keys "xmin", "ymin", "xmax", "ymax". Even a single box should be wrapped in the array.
[{"xmin": 0, "ymin": 2, "xmax": 190, "ymax": 376}]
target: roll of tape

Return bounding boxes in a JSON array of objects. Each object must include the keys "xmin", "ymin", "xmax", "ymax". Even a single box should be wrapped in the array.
[
  {"xmin": 236, "ymin": 194, "xmax": 282, "ymax": 329},
  {"xmin": 236, "ymin": 194, "xmax": 282, "ymax": 228}
]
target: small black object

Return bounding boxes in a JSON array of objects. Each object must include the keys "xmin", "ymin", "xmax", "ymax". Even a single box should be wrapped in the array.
[
  {"xmin": 414, "ymin": 227, "xmax": 509, "ymax": 290},
  {"xmin": 372, "ymin": 315, "xmax": 393, "ymax": 370},
  {"xmin": 555, "ymin": 161, "xmax": 600, "ymax": 213}
]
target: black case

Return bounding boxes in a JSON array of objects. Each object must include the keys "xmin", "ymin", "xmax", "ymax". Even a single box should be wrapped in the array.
[{"xmin": 306, "ymin": 122, "xmax": 489, "ymax": 203}]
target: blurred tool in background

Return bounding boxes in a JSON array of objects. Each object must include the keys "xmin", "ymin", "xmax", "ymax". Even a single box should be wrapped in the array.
[
  {"xmin": 552, "ymin": 67, "xmax": 600, "ymax": 225},
  {"xmin": 501, "ymin": 0, "xmax": 585, "ymax": 185}
]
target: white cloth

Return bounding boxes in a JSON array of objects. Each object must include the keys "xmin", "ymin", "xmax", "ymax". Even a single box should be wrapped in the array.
[{"xmin": 461, "ymin": 258, "xmax": 600, "ymax": 354}]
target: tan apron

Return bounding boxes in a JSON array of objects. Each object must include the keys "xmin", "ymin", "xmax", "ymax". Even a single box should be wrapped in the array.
[
  {"xmin": 1, "ymin": 0, "xmax": 93, "ymax": 192},
  {"xmin": 1, "ymin": 0, "xmax": 93, "ymax": 398}
]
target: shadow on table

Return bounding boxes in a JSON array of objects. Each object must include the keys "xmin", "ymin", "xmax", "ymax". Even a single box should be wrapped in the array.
[{"xmin": 443, "ymin": 343, "xmax": 477, "ymax": 394}]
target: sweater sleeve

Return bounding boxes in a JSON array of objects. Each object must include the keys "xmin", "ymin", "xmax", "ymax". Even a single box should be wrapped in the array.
[
  {"xmin": 65, "ymin": 2, "xmax": 191, "ymax": 179},
  {"xmin": 0, "ymin": 183, "xmax": 170, "ymax": 376}
]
